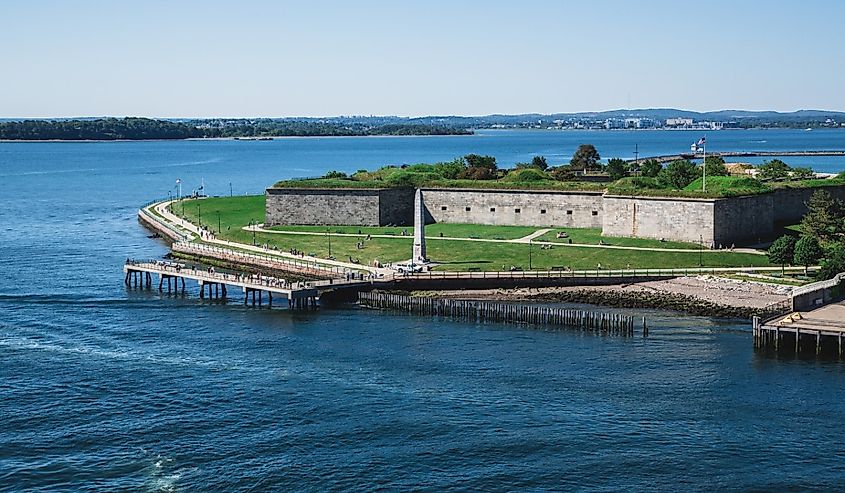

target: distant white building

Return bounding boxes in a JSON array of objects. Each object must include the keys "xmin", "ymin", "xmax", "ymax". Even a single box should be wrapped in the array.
[{"xmin": 666, "ymin": 118, "xmax": 694, "ymax": 127}]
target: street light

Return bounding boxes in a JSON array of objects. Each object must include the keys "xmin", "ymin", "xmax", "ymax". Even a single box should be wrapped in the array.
[
  {"xmin": 216, "ymin": 210, "xmax": 221, "ymax": 235},
  {"xmin": 327, "ymin": 228, "xmax": 332, "ymax": 257},
  {"xmin": 229, "ymin": 182, "xmax": 233, "ymax": 197},
  {"xmin": 198, "ymin": 203, "xmax": 202, "ymax": 228},
  {"xmin": 699, "ymin": 234, "xmax": 703, "ymax": 267},
  {"xmin": 529, "ymin": 238, "xmax": 533, "ymax": 270},
  {"xmin": 251, "ymin": 219, "xmax": 256, "ymax": 246}
]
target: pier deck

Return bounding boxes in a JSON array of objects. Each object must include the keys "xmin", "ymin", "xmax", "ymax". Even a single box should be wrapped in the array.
[{"xmin": 124, "ymin": 260, "xmax": 321, "ymax": 308}]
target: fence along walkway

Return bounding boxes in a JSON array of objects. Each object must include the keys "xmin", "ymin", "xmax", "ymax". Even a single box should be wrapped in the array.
[{"xmin": 358, "ymin": 291, "xmax": 643, "ymax": 336}]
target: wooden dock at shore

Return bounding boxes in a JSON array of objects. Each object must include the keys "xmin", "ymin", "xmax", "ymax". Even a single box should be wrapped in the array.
[
  {"xmin": 754, "ymin": 300, "xmax": 845, "ymax": 357},
  {"xmin": 753, "ymin": 273, "xmax": 845, "ymax": 357}
]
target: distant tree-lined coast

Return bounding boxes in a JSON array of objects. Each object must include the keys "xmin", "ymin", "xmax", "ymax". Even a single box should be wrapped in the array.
[{"xmin": 0, "ymin": 118, "xmax": 472, "ymax": 140}]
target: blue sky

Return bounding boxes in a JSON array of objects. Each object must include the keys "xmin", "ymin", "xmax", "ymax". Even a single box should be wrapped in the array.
[{"xmin": 1, "ymin": 0, "xmax": 842, "ymax": 117}]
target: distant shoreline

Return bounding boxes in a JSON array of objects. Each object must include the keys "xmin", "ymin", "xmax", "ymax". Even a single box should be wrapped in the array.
[
  {"xmin": 0, "ymin": 134, "xmax": 477, "ymax": 143},
  {"xmin": 4, "ymin": 127, "xmax": 845, "ymax": 143}
]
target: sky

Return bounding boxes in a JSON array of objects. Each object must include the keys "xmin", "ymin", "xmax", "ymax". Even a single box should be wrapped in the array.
[{"xmin": 1, "ymin": 0, "xmax": 843, "ymax": 118}]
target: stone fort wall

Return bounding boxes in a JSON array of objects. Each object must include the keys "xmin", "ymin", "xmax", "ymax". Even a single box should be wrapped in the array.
[
  {"xmin": 266, "ymin": 184, "xmax": 845, "ymax": 245},
  {"xmin": 265, "ymin": 188, "xmax": 413, "ymax": 226},
  {"xmin": 601, "ymin": 196, "xmax": 719, "ymax": 245},
  {"xmin": 421, "ymin": 189, "xmax": 604, "ymax": 228}
]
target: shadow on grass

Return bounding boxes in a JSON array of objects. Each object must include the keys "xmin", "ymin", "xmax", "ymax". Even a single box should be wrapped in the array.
[{"xmin": 434, "ymin": 260, "xmax": 493, "ymax": 265}]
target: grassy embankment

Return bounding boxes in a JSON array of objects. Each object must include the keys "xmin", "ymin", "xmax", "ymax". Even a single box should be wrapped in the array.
[{"xmin": 172, "ymin": 195, "xmax": 772, "ymax": 271}]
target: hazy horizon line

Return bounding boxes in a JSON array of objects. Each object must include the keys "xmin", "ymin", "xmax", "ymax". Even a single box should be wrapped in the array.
[{"xmin": 4, "ymin": 107, "xmax": 845, "ymax": 120}]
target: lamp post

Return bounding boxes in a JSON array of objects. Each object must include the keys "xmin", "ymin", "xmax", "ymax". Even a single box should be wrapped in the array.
[
  {"xmin": 198, "ymin": 203, "xmax": 202, "ymax": 228},
  {"xmin": 634, "ymin": 143, "xmax": 639, "ymax": 176},
  {"xmin": 528, "ymin": 238, "xmax": 533, "ymax": 270},
  {"xmin": 251, "ymin": 219, "xmax": 256, "ymax": 246},
  {"xmin": 327, "ymin": 228, "xmax": 332, "ymax": 257},
  {"xmin": 699, "ymin": 234, "xmax": 703, "ymax": 267},
  {"xmin": 229, "ymin": 182, "xmax": 233, "ymax": 197},
  {"xmin": 216, "ymin": 211, "xmax": 221, "ymax": 235}
]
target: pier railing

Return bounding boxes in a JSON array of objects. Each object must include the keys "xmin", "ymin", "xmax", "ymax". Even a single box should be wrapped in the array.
[
  {"xmin": 138, "ymin": 204, "xmax": 193, "ymax": 242},
  {"xmin": 397, "ymin": 266, "xmax": 809, "ymax": 280},
  {"xmin": 171, "ymin": 241, "xmax": 353, "ymax": 278},
  {"xmin": 790, "ymin": 272, "xmax": 845, "ymax": 297}
]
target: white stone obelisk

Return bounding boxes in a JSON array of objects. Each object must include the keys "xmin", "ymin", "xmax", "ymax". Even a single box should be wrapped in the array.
[{"xmin": 412, "ymin": 188, "xmax": 426, "ymax": 264}]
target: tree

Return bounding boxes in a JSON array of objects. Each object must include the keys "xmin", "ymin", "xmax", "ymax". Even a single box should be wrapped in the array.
[
  {"xmin": 657, "ymin": 159, "xmax": 699, "ymax": 189},
  {"xmin": 800, "ymin": 190, "xmax": 845, "ymax": 243},
  {"xmin": 757, "ymin": 159, "xmax": 791, "ymax": 181},
  {"xmin": 794, "ymin": 235, "xmax": 824, "ymax": 274},
  {"xmin": 463, "ymin": 154, "xmax": 497, "ymax": 170},
  {"xmin": 704, "ymin": 156, "xmax": 729, "ymax": 177},
  {"xmin": 549, "ymin": 165, "xmax": 576, "ymax": 181},
  {"xmin": 531, "ymin": 155, "xmax": 548, "ymax": 171},
  {"xmin": 791, "ymin": 167, "xmax": 815, "ymax": 180},
  {"xmin": 432, "ymin": 158, "xmax": 467, "ymax": 179},
  {"xmin": 767, "ymin": 235, "xmax": 797, "ymax": 276},
  {"xmin": 457, "ymin": 166, "xmax": 496, "ymax": 180},
  {"xmin": 606, "ymin": 158, "xmax": 629, "ymax": 181},
  {"xmin": 640, "ymin": 159, "xmax": 662, "ymax": 178},
  {"xmin": 817, "ymin": 243, "xmax": 845, "ymax": 280},
  {"xmin": 570, "ymin": 144, "xmax": 601, "ymax": 171}
]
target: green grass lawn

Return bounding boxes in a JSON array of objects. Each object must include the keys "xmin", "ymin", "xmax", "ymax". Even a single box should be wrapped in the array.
[
  {"xmin": 535, "ymin": 228, "xmax": 698, "ymax": 249},
  {"xmin": 269, "ymin": 223, "xmax": 538, "ymax": 240},
  {"xmin": 173, "ymin": 196, "xmax": 771, "ymax": 271}
]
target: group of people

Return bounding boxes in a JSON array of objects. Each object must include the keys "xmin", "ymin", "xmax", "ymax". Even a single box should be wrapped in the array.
[{"xmin": 198, "ymin": 226, "xmax": 215, "ymax": 240}]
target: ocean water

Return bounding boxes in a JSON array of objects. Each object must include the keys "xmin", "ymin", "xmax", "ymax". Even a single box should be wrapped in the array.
[{"xmin": 2, "ymin": 130, "xmax": 845, "ymax": 491}]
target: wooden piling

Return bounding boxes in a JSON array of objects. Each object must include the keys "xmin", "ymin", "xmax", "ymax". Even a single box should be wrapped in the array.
[{"xmin": 357, "ymin": 291, "xmax": 639, "ymax": 336}]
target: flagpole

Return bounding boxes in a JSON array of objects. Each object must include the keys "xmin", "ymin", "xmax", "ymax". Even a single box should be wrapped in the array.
[{"xmin": 702, "ymin": 139, "xmax": 706, "ymax": 193}]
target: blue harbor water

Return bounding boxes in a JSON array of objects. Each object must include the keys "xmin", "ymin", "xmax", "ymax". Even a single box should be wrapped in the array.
[{"xmin": 2, "ymin": 129, "xmax": 845, "ymax": 491}]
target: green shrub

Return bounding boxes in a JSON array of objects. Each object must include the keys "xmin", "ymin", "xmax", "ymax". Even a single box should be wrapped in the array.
[
  {"xmin": 404, "ymin": 163, "xmax": 437, "ymax": 173},
  {"xmin": 385, "ymin": 170, "xmax": 444, "ymax": 187},
  {"xmin": 684, "ymin": 176, "xmax": 771, "ymax": 195},
  {"xmin": 323, "ymin": 170, "xmax": 347, "ymax": 179},
  {"xmin": 502, "ymin": 168, "xmax": 551, "ymax": 182},
  {"xmin": 432, "ymin": 159, "xmax": 467, "ymax": 179}
]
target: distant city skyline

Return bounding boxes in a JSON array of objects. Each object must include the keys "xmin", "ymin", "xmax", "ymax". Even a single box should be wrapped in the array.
[{"xmin": 2, "ymin": 0, "xmax": 844, "ymax": 118}]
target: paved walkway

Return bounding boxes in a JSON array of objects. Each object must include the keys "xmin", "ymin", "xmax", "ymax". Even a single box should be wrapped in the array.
[
  {"xmin": 514, "ymin": 228, "xmax": 552, "ymax": 243},
  {"xmin": 151, "ymin": 201, "xmax": 390, "ymax": 276}
]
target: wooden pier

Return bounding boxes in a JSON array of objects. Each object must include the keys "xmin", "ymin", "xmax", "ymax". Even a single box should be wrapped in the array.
[
  {"xmin": 124, "ymin": 260, "xmax": 319, "ymax": 309},
  {"xmin": 358, "ymin": 291, "xmax": 644, "ymax": 336},
  {"xmin": 753, "ymin": 300, "xmax": 845, "ymax": 357}
]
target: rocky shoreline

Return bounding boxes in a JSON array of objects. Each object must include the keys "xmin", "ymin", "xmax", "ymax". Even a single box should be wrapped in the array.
[{"xmin": 424, "ymin": 276, "xmax": 793, "ymax": 319}]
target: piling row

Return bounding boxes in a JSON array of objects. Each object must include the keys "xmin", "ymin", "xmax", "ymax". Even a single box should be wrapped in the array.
[{"xmin": 358, "ymin": 291, "xmax": 642, "ymax": 336}]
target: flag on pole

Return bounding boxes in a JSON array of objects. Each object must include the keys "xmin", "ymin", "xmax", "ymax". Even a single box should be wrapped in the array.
[{"xmin": 696, "ymin": 137, "xmax": 706, "ymax": 146}]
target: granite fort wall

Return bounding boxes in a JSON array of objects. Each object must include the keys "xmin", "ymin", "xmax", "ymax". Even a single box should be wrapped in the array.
[
  {"xmin": 421, "ymin": 189, "xmax": 604, "ymax": 228},
  {"xmin": 265, "ymin": 188, "xmax": 414, "ymax": 226},
  {"xmin": 267, "ymin": 184, "xmax": 845, "ymax": 244},
  {"xmin": 713, "ymin": 194, "xmax": 774, "ymax": 246},
  {"xmin": 601, "ymin": 195, "xmax": 717, "ymax": 245},
  {"xmin": 769, "ymin": 185, "xmax": 845, "ymax": 224}
]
